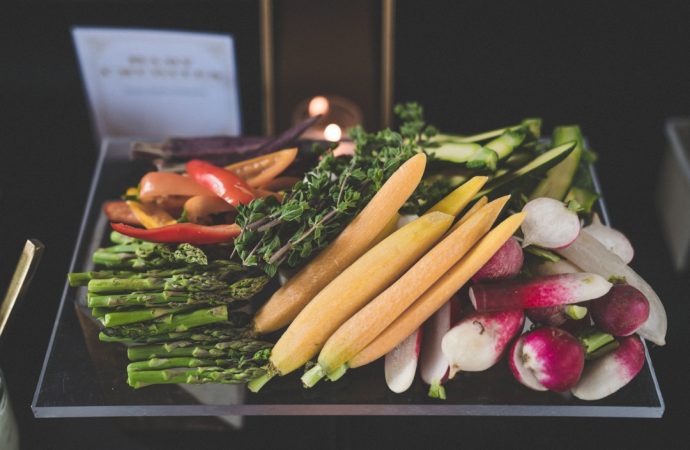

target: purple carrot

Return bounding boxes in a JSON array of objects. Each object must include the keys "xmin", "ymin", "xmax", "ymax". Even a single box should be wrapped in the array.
[
  {"xmin": 590, "ymin": 283, "xmax": 650, "ymax": 336},
  {"xmin": 131, "ymin": 114, "xmax": 322, "ymax": 164},
  {"xmin": 509, "ymin": 327, "xmax": 585, "ymax": 392},
  {"xmin": 469, "ymin": 273, "xmax": 611, "ymax": 312},
  {"xmin": 472, "ymin": 237, "xmax": 524, "ymax": 282},
  {"xmin": 571, "ymin": 336, "xmax": 645, "ymax": 400}
]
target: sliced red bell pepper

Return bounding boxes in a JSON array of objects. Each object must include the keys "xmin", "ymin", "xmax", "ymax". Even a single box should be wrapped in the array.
[
  {"xmin": 111, "ymin": 222, "xmax": 241, "ymax": 245},
  {"xmin": 186, "ymin": 159, "xmax": 255, "ymax": 207}
]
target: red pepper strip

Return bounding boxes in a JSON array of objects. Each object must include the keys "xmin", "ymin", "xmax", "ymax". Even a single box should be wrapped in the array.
[
  {"xmin": 186, "ymin": 159, "xmax": 255, "ymax": 207},
  {"xmin": 111, "ymin": 222, "xmax": 241, "ymax": 245}
]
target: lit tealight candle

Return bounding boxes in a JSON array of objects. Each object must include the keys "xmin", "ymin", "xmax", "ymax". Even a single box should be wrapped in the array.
[
  {"xmin": 324, "ymin": 123, "xmax": 342, "ymax": 142},
  {"xmin": 308, "ymin": 96, "xmax": 330, "ymax": 117}
]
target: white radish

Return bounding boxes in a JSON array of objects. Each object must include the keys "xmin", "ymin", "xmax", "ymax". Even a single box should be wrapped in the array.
[
  {"xmin": 384, "ymin": 328, "xmax": 422, "ymax": 394},
  {"xmin": 571, "ymin": 336, "xmax": 645, "ymax": 400},
  {"xmin": 531, "ymin": 259, "xmax": 581, "ymax": 276},
  {"xmin": 441, "ymin": 309, "xmax": 524, "ymax": 375},
  {"xmin": 583, "ymin": 214, "xmax": 634, "ymax": 264},
  {"xmin": 469, "ymin": 273, "xmax": 612, "ymax": 311},
  {"xmin": 556, "ymin": 231, "xmax": 667, "ymax": 346},
  {"xmin": 420, "ymin": 299, "xmax": 460, "ymax": 399},
  {"xmin": 521, "ymin": 197, "xmax": 581, "ymax": 249}
]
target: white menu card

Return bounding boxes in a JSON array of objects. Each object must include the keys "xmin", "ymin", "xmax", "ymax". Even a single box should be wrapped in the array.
[{"xmin": 73, "ymin": 28, "xmax": 242, "ymax": 141}]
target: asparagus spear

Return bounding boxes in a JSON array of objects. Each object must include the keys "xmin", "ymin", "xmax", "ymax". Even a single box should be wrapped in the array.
[
  {"xmin": 98, "ymin": 324, "xmax": 253, "ymax": 345},
  {"xmin": 127, "ymin": 365, "xmax": 267, "ymax": 388},
  {"xmin": 99, "ymin": 306, "xmax": 236, "ymax": 339},
  {"xmin": 99, "ymin": 305, "xmax": 192, "ymax": 327},
  {"xmin": 87, "ymin": 290, "xmax": 246, "ymax": 308},
  {"xmin": 127, "ymin": 350, "xmax": 270, "ymax": 372},
  {"xmin": 127, "ymin": 338, "xmax": 273, "ymax": 361},
  {"xmin": 70, "ymin": 260, "xmax": 247, "ymax": 287}
]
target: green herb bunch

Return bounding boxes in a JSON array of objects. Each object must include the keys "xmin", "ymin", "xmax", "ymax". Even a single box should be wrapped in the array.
[{"xmin": 234, "ymin": 103, "xmax": 438, "ymax": 276}]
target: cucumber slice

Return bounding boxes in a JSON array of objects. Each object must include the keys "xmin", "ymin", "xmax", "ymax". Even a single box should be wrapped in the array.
[
  {"xmin": 475, "ymin": 142, "xmax": 577, "ymax": 199},
  {"xmin": 485, "ymin": 128, "xmax": 527, "ymax": 160},
  {"xmin": 529, "ymin": 125, "xmax": 584, "ymax": 200},
  {"xmin": 466, "ymin": 147, "xmax": 498, "ymax": 171},
  {"xmin": 427, "ymin": 142, "xmax": 481, "ymax": 163}
]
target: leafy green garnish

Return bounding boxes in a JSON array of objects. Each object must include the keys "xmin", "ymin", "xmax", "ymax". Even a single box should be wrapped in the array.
[{"xmin": 235, "ymin": 102, "xmax": 437, "ymax": 276}]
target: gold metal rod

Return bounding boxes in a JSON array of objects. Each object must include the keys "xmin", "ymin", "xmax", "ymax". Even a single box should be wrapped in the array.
[
  {"xmin": 381, "ymin": 0, "xmax": 396, "ymax": 128},
  {"xmin": 260, "ymin": 0, "xmax": 275, "ymax": 136},
  {"xmin": 0, "ymin": 239, "xmax": 44, "ymax": 338}
]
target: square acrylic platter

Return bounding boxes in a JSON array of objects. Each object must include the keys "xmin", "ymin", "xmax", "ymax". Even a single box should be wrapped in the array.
[{"xmin": 32, "ymin": 138, "xmax": 664, "ymax": 418}]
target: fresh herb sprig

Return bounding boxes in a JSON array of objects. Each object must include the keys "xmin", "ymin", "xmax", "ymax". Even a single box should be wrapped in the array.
[{"xmin": 234, "ymin": 103, "xmax": 438, "ymax": 276}]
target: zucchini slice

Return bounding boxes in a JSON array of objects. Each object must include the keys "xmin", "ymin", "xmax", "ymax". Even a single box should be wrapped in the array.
[{"xmin": 475, "ymin": 141, "xmax": 577, "ymax": 199}]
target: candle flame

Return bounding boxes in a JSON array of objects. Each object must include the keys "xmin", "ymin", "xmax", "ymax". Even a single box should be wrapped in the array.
[
  {"xmin": 308, "ymin": 96, "xmax": 329, "ymax": 117},
  {"xmin": 324, "ymin": 123, "xmax": 342, "ymax": 142}
]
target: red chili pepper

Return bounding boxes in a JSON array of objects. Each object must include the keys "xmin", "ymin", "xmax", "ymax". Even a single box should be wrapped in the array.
[
  {"xmin": 186, "ymin": 159, "xmax": 255, "ymax": 207},
  {"xmin": 111, "ymin": 222, "xmax": 241, "ymax": 245}
]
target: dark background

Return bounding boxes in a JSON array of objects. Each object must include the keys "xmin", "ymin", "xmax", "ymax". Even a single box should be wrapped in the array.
[{"xmin": 1, "ymin": 0, "xmax": 689, "ymax": 448}]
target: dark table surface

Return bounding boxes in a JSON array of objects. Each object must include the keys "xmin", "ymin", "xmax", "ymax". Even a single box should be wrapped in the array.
[{"xmin": 2, "ymin": 1, "xmax": 690, "ymax": 448}]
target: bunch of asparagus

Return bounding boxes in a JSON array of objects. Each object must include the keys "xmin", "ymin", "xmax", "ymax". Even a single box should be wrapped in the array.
[{"xmin": 69, "ymin": 231, "xmax": 274, "ymax": 388}]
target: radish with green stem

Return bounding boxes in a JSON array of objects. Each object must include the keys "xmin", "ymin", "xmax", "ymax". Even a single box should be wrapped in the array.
[
  {"xmin": 571, "ymin": 336, "xmax": 645, "ymax": 400},
  {"xmin": 441, "ymin": 308, "xmax": 523, "ymax": 375},
  {"xmin": 583, "ymin": 214, "xmax": 634, "ymax": 264},
  {"xmin": 521, "ymin": 197, "xmax": 581, "ymax": 249},
  {"xmin": 420, "ymin": 299, "xmax": 461, "ymax": 399},
  {"xmin": 590, "ymin": 283, "xmax": 649, "ymax": 336},
  {"xmin": 556, "ymin": 231, "xmax": 667, "ymax": 345},
  {"xmin": 384, "ymin": 328, "xmax": 422, "ymax": 394},
  {"xmin": 469, "ymin": 273, "xmax": 612, "ymax": 312},
  {"xmin": 509, "ymin": 327, "xmax": 585, "ymax": 392},
  {"xmin": 525, "ymin": 304, "xmax": 589, "ymax": 328},
  {"xmin": 472, "ymin": 237, "xmax": 524, "ymax": 282}
]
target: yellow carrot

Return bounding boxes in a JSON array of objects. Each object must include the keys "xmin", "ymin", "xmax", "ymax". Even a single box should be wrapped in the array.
[
  {"xmin": 248, "ymin": 212, "xmax": 453, "ymax": 391},
  {"xmin": 456, "ymin": 196, "xmax": 488, "ymax": 226},
  {"xmin": 302, "ymin": 196, "xmax": 510, "ymax": 386},
  {"xmin": 348, "ymin": 212, "xmax": 526, "ymax": 369},
  {"xmin": 252, "ymin": 153, "xmax": 427, "ymax": 334},
  {"xmin": 426, "ymin": 176, "xmax": 488, "ymax": 216}
]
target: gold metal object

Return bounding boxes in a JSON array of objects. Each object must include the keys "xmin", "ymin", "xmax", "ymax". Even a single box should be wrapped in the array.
[
  {"xmin": 0, "ymin": 240, "xmax": 44, "ymax": 338},
  {"xmin": 260, "ymin": 0, "xmax": 275, "ymax": 136},
  {"xmin": 381, "ymin": 0, "xmax": 396, "ymax": 128}
]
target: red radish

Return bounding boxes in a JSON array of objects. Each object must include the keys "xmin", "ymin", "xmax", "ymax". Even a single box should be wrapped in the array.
[
  {"xmin": 571, "ymin": 336, "xmax": 645, "ymax": 400},
  {"xmin": 472, "ymin": 237, "xmax": 524, "ymax": 282},
  {"xmin": 526, "ymin": 304, "xmax": 588, "ymax": 327},
  {"xmin": 420, "ymin": 299, "xmax": 461, "ymax": 399},
  {"xmin": 583, "ymin": 214, "xmax": 634, "ymax": 264},
  {"xmin": 590, "ymin": 284, "xmax": 650, "ymax": 336},
  {"xmin": 469, "ymin": 273, "xmax": 612, "ymax": 312},
  {"xmin": 384, "ymin": 328, "xmax": 422, "ymax": 393},
  {"xmin": 556, "ymin": 231, "xmax": 667, "ymax": 346},
  {"xmin": 531, "ymin": 259, "xmax": 581, "ymax": 276},
  {"xmin": 509, "ymin": 327, "xmax": 585, "ymax": 392},
  {"xmin": 521, "ymin": 197, "xmax": 581, "ymax": 249},
  {"xmin": 441, "ymin": 309, "xmax": 524, "ymax": 375}
]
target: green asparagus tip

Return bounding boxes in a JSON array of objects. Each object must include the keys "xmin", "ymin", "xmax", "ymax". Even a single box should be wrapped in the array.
[
  {"xmin": 428, "ymin": 383, "xmax": 446, "ymax": 400},
  {"xmin": 301, "ymin": 364, "xmax": 326, "ymax": 388},
  {"xmin": 325, "ymin": 364, "xmax": 348, "ymax": 382},
  {"xmin": 247, "ymin": 370, "xmax": 275, "ymax": 393}
]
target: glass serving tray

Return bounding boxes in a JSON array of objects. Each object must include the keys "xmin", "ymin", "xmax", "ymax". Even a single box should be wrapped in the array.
[{"xmin": 32, "ymin": 138, "xmax": 664, "ymax": 417}]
